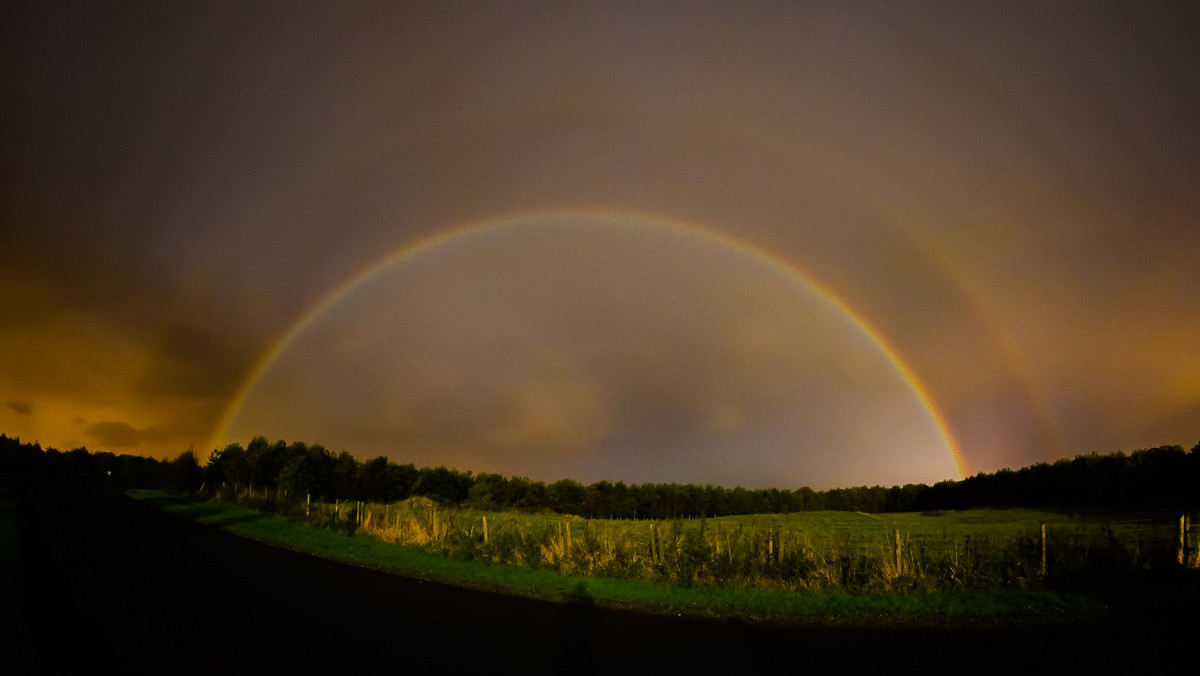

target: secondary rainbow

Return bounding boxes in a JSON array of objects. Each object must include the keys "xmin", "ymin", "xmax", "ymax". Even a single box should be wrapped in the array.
[{"xmin": 211, "ymin": 209, "xmax": 968, "ymax": 479}]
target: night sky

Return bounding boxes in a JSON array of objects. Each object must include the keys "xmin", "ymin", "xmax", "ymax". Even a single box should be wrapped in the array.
[{"xmin": 3, "ymin": 2, "xmax": 1198, "ymax": 490}]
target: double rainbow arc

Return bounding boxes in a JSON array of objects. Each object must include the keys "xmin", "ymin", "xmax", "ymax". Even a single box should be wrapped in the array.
[{"xmin": 212, "ymin": 209, "xmax": 967, "ymax": 480}]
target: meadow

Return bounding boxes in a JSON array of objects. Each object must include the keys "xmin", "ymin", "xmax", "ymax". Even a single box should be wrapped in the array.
[
  {"xmin": 8, "ymin": 436, "xmax": 1196, "ymax": 628},
  {"xmin": 138, "ymin": 485, "xmax": 1196, "ymax": 622}
]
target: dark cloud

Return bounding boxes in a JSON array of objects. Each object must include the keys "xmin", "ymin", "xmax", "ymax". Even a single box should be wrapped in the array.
[
  {"xmin": 7, "ymin": 401, "xmax": 32, "ymax": 415},
  {"xmin": 86, "ymin": 421, "xmax": 170, "ymax": 450},
  {"xmin": 132, "ymin": 320, "xmax": 256, "ymax": 401}
]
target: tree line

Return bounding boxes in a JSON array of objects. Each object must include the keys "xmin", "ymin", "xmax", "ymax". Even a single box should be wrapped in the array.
[{"xmin": 2, "ymin": 432, "xmax": 1197, "ymax": 517}]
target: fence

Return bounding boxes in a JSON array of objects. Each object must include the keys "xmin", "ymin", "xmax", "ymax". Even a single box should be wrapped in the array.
[{"xmin": 208, "ymin": 484, "xmax": 1198, "ymax": 592}]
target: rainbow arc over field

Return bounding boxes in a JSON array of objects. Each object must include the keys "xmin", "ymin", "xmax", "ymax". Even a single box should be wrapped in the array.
[{"xmin": 212, "ymin": 209, "xmax": 968, "ymax": 480}]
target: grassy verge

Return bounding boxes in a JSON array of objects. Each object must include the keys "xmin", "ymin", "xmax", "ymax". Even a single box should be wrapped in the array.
[{"xmin": 130, "ymin": 489, "xmax": 1112, "ymax": 627}]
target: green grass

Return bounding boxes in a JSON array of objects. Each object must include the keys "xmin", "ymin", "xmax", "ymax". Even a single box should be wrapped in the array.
[{"xmin": 130, "ymin": 489, "xmax": 1116, "ymax": 626}]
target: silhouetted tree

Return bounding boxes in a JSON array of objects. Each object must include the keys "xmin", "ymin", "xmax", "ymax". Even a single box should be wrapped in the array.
[
  {"xmin": 607, "ymin": 481, "xmax": 634, "ymax": 519},
  {"xmin": 205, "ymin": 443, "xmax": 249, "ymax": 488},
  {"xmin": 500, "ymin": 476, "xmax": 547, "ymax": 511},
  {"xmin": 548, "ymin": 479, "xmax": 587, "ymax": 516},
  {"xmin": 467, "ymin": 473, "xmax": 507, "ymax": 510},
  {"xmin": 166, "ymin": 449, "xmax": 202, "ymax": 492},
  {"xmin": 414, "ymin": 466, "xmax": 470, "ymax": 504},
  {"xmin": 278, "ymin": 443, "xmax": 334, "ymax": 500},
  {"xmin": 245, "ymin": 437, "xmax": 288, "ymax": 490},
  {"xmin": 358, "ymin": 456, "xmax": 392, "ymax": 502},
  {"xmin": 331, "ymin": 451, "xmax": 360, "ymax": 501},
  {"xmin": 388, "ymin": 462, "xmax": 419, "ymax": 501}
]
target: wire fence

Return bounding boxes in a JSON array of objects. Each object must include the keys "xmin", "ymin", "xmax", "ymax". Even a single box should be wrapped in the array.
[{"xmin": 208, "ymin": 484, "xmax": 1198, "ymax": 592}]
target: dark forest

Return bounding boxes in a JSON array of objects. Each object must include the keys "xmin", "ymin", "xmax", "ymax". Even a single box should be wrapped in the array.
[{"xmin": 4, "ymin": 433, "xmax": 1197, "ymax": 518}]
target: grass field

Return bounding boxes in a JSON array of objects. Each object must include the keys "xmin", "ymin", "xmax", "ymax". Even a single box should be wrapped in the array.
[{"xmin": 132, "ymin": 489, "xmax": 1197, "ymax": 625}]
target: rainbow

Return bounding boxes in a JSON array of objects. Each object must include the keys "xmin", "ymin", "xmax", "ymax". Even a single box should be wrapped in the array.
[{"xmin": 211, "ymin": 209, "xmax": 968, "ymax": 479}]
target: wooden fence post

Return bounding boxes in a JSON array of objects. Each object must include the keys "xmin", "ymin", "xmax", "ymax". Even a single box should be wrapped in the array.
[
  {"xmin": 1179, "ymin": 515, "xmax": 1186, "ymax": 566},
  {"xmin": 1040, "ymin": 523, "xmax": 1047, "ymax": 579},
  {"xmin": 1188, "ymin": 515, "xmax": 1194, "ymax": 568},
  {"xmin": 649, "ymin": 523, "xmax": 657, "ymax": 565},
  {"xmin": 306, "ymin": 493, "xmax": 310, "ymax": 517},
  {"xmin": 657, "ymin": 523, "xmax": 663, "ymax": 564},
  {"xmin": 649, "ymin": 523, "xmax": 660, "ymax": 565},
  {"xmin": 482, "ymin": 516, "xmax": 489, "ymax": 544},
  {"xmin": 894, "ymin": 529, "xmax": 902, "ymax": 574}
]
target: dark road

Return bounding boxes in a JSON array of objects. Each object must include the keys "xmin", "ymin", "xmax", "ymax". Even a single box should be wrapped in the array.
[{"xmin": 13, "ymin": 481, "xmax": 1195, "ymax": 674}]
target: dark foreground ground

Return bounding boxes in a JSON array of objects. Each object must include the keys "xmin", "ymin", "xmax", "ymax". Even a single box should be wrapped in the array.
[{"xmin": 12, "ymin": 479, "xmax": 1198, "ymax": 674}]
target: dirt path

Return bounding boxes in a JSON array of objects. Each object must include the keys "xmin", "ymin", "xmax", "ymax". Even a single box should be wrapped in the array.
[{"xmin": 13, "ymin": 479, "xmax": 1194, "ymax": 674}]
